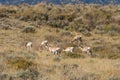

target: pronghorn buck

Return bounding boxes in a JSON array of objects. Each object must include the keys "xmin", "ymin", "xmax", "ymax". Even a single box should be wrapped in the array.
[
  {"xmin": 63, "ymin": 47, "xmax": 74, "ymax": 53},
  {"xmin": 47, "ymin": 45, "xmax": 62, "ymax": 55},
  {"xmin": 72, "ymin": 35, "xmax": 82, "ymax": 43},
  {"xmin": 79, "ymin": 45, "xmax": 92, "ymax": 56},
  {"xmin": 40, "ymin": 40, "xmax": 48, "ymax": 50},
  {"xmin": 26, "ymin": 41, "xmax": 32, "ymax": 49}
]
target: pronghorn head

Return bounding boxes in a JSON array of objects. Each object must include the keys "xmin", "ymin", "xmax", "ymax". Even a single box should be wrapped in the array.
[
  {"xmin": 26, "ymin": 41, "xmax": 32, "ymax": 46},
  {"xmin": 44, "ymin": 40, "xmax": 48, "ymax": 43},
  {"xmin": 71, "ymin": 35, "xmax": 82, "ymax": 42},
  {"xmin": 79, "ymin": 45, "xmax": 84, "ymax": 49}
]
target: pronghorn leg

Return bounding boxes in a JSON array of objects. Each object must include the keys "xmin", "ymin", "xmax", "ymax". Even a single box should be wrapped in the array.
[
  {"xmin": 56, "ymin": 51, "xmax": 58, "ymax": 55},
  {"xmin": 53, "ymin": 51, "xmax": 56, "ymax": 55},
  {"xmin": 39, "ymin": 45, "xmax": 42, "ymax": 51},
  {"xmin": 39, "ymin": 44, "xmax": 44, "ymax": 51},
  {"xmin": 56, "ymin": 52, "xmax": 58, "ymax": 55},
  {"xmin": 86, "ymin": 51, "xmax": 90, "ymax": 55},
  {"xmin": 27, "ymin": 46, "xmax": 31, "ymax": 50},
  {"xmin": 58, "ymin": 51, "xmax": 60, "ymax": 55},
  {"xmin": 87, "ymin": 50, "xmax": 92, "ymax": 56},
  {"xmin": 89, "ymin": 50, "xmax": 92, "ymax": 56}
]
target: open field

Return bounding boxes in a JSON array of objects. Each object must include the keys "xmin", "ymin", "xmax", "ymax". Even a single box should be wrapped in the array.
[{"xmin": 0, "ymin": 3, "xmax": 120, "ymax": 80}]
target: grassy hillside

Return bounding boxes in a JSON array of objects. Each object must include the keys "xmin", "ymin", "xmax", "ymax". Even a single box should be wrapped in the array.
[{"xmin": 0, "ymin": 3, "xmax": 120, "ymax": 80}]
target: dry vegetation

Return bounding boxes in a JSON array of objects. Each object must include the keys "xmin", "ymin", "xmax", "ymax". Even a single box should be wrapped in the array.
[{"xmin": 0, "ymin": 3, "xmax": 120, "ymax": 80}]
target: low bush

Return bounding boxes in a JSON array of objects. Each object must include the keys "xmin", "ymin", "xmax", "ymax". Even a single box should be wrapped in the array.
[
  {"xmin": 22, "ymin": 26, "xmax": 36, "ymax": 33},
  {"xmin": 44, "ymin": 35, "xmax": 62, "ymax": 43},
  {"xmin": 108, "ymin": 54, "xmax": 120, "ymax": 59},
  {"xmin": 81, "ymin": 73, "xmax": 100, "ymax": 80},
  {"xmin": 108, "ymin": 77, "xmax": 120, "ymax": 80},
  {"xmin": 53, "ymin": 57, "xmax": 61, "ymax": 62},
  {"xmin": 17, "ymin": 68, "xmax": 39, "ymax": 80},
  {"xmin": 6, "ymin": 57, "xmax": 36, "ymax": 70},
  {"xmin": 63, "ymin": 52, "xmax": 85, "ymax": 58},
  {"xmin": 104, "ymin": 25, "xmax": 120, "ymax": 34},
  {"xmin": 60, "ymin": 30, "xmax": 72, "ymax": 37}
]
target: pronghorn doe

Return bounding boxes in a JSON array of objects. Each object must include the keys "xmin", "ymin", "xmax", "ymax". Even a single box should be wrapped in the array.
[
  {"xmin": 26, "ymin": 41, "xmax": 32, "ymax": 49},
  {"xmin": 46, "ymin": 45, "xmax": 62, "ymax": 55},
  {"xmin": 63, "ymin": 47, "xmax": 74, "ymax": 53},
  {"xmin": 40, "ymin": 40, "xmax": 48, "ymax": 50},
  {"xmin": 72, "ymin": 35, "xmax": 82, "ymax": 43},
  {"xmin": 79, "ymin": 45, "xmax": 92, "ymax": 56}
]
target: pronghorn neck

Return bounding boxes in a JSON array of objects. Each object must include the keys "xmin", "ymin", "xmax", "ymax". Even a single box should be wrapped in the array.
[
  {"xmin": 79, "ymin": 46, "xmax": 84, "ymax": 50},
  {"xmin": 45, "ymin": 44, "xmax": 50, "ymax": 50},
  {"xmin": 79, "ymin": 45, "xmax": 83, "ymax": 48}
]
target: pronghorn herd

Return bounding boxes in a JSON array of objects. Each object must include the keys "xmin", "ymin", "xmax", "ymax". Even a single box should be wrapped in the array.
[{"xmin": 26, "ymin": 35, "xmax": 93, "ymax": 56}]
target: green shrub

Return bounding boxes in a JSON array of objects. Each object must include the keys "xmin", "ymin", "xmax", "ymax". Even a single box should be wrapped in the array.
[
  {"xmin": 22, "ymin": 26, "xmax": 36, "ymax": 33},
  {"xmin": 60, "ymin": 30, "xmax": 72, "ymax": 36},
  {"xmin": 93, "ymin": 45, "xmax": 105, "ymax": 52},
  {"xmin": 108, "ymin": 31, "xmax": 118, "ymax": 36},
  {"xmin": 1, "ymin": 24, "xmax": 11, "ymax": 30},
  {"xmin": 44, "ymin": 35, "xmax": 61, "ymax": 42},
  {"xmin": 17, "ymin": 68, "xmax": 39, "ymax": 80},
  {"xmin": 6, "ymin": 57, "xmax": 36, "ymax": 70},
  {"xmin": 108, "ymin": 54, "xmax": 120, "ymax": 59},
  {"xmin": 53, "ymin": 57, "xmax": 61, "ymax": 62},
  {"xmin": 81, "ymin": 73, "xmax": 100, "ymax": 80},
  {"xmin": 63, "ymin": 52, "xmax": 85, "ymax": 58},
  {"xmin": 108, "ymin": 77, "xmax": 119, "ymax": 80},
  {"xmin": 0, "ymin": 13, "xmax": 9, "ymax": 18},
  {"xmin": 104, "ymin": 25, "xmax": 120, "ymax": 34},
  {"xmin": 47, "ymin": 20, "xmax": 69, "ymax": 28}
]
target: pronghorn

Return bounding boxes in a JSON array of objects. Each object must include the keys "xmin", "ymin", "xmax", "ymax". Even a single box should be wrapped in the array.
[
  {"xmin": 72, "ymin": 35, "xmax": 82, "ymax": 43},
  {"xmin": 40, "ymin": 40, "xmax": 48, "ymax": 50},
  {"xmin": 63, "ymin": 47, "xmax": 74, "ymax": 53},
  {"xmin": 26, "ymin": 41, "xmax": 32, "ymax": 49},
  {"xmin": 79, "ymin": 45, "xmax": 92, "ymax": 56},
  {"xmin": 46, "ymin": 45, "xmax": 62, "ymax": 55}
]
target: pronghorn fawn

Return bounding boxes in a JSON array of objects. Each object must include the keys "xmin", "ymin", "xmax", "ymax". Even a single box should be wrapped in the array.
[
  {"xmin": 63, "ymin": 47, "xmax": 74, "ymax": 53},
  {"xmin": 40, "ymin": 40, "xmax": 48, "ymax": 50},
  {"xmin": 26, "ymin": 41, "xmax": 32, "ymax": 50},
  {"xmin": 72, "ymin": 35, "xmax": 82, "ymax": 43},
  {"xmin": 79, "ymin": 45, "xmax": 92, "ymax": 56},
  {"xmin": 46, "ymin": 45, "xmax": 62, "ymax": 55}
]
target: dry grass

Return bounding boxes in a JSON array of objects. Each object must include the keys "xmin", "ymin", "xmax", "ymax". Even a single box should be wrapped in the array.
[
  {"xmin": 0, "ymin": 25, "xmax": 119, "ymax": 80},
  {"xmin": 0, "ymin": 3, "xmax": 120, "ymax": 80}
]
